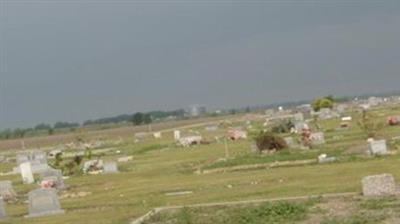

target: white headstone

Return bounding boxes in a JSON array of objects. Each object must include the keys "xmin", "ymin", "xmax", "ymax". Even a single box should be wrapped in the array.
[
  {"xmin": 174, "ymin": 130, "xmax": 181, "ymax": 140},
  {"xmin": 103, "ymin": 162, "xmax": 118, "ymax": 174},
  {"xmin": 26, "ymin": 189, "xmax": 64, "ymax": 218},
  {"xmin": 153, "ymin": 132, "xmax": 162, "ymax": 139},
  {"xmin": 20, "ymin": 162, "xmax": 34, "ymax": 184},
  {"xmin": 362, "ymin": 174, "xmax": 397, "ymax": 196},
  {"xmin": 318, "ymin": 154, "xmax": 336, "ymax": 164},
  {"xmin": 369, "ymin": 140, "xmax": 388, "ymax": 155},
  {"xmin": 83, "ymin": 160, "xmax": 103, "ymax": 173}
]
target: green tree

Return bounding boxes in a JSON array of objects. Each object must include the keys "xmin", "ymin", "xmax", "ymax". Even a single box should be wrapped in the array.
[
  {"xmin": 143, "ymin": 114, "xmax": 152, "ymax": 124},
  {"xmin": 132, "ymin": 112, "xmax": 144, "ymax": 125},
  {"xmin": 312, "ymin": 97, "xmax": 334, "ymax": 111}
]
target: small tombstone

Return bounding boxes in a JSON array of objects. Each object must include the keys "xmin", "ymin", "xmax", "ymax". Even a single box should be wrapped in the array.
[
  {"xmin": 318, "ymin": 154, "xmax": 336, "ymax": 164},
  {"xmin": 362, "ymin": 174, "xmax": 397, "ymax": 196},
  {"xmin": 319, "ymin": 108, "xmax": 334, "ymax": 120},
  {"xmin": 0, "ymin": 198, "xmax": 6, "ymax": 219},
  {"xmin": 26, "ymin": 189, "xmax": 64, "ymax": 218},
  {"xmin": 174, "ymin": 130, "xmax": 181, "ymax": 140},
  {"xmin": 16, "ymin": 154, "xmax": 29, "ymax": 165},
  {"xmin": 20, "ymin": 162, "xmax": 34, "ymax": 184},
  {"xmin": 135, "ymin": 132, "xmax": 148, "ymax": 140},
  {"xmin": 83, "ymin": 160, "xmax": 103, "ymax": 173},
  {"xmin": 310, "ymin": 132, "xmax": 325, "ymax": 145},
  {"xmin": 103, "ymin": 162, "xmax": 118, "ymax": 174},
  {"xmin": 369, "ymin": 140, "xmax": 388, "ymax": 156},
  {"xmin": 31, "ymin": 151, "xmax": 47, "ymax": 165},
  {"xmin": 153, "ymin": 132, "xmax": 162, "ymax": 139},
  {"xmin": 117, "ymin": 156, "xmax": 133, "ymax": 163},
  {"xmin": 294, "ymin": 122, "xmax": 309, "ymax": 133},
  {"xmin": 178, "ymin": 136, "xmax": 202, "ymax": 147},
  {"xmin": 40, "ymin": 169, "xmax": 66, "ymax": 190},
  {"xmin": 205, "ymin": 126, "xmax": 218, "ymax": 131},
  {"xmin": 0, "ymin": 181, "xmax": 16, "ymax": 201}
]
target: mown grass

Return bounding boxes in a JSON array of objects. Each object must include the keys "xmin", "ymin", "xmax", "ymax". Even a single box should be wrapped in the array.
[{"xmin": 145, "ymin": 200, "xmax": 312, "ymax": 224}]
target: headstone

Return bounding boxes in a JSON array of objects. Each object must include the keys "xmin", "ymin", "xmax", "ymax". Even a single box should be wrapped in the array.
[
  {"xmin": 15, "ymin": 151, "xmax": 49, "ymax": 174},
  {"xmin": 153, "ymin": 132, "xmax": 162, "ymax": 139},
  {"xmin": 117, "ymin": 156, "xmax": 133, "ymax": 163},
  {"xmin": 174, "ymin": 130, "xmax": 181, "ymax": 140},
  {"xmin": 26, "ymin": 189, "xmax": 64, "ymax": 218},
  {"xmin": 83, "ymin": 160, "xmax": 103, "ymax": 173},
  {"xmin": 16, "ymin": 154, "xmax": 29, "ymax": 165},
  {"xmin": 205, "ymin": 126, "xmax": 218, "ymax": 131},
  {"xmin": 310, "ymin": 132, "xmax": 325, "ymax": 145},
  {"xmin": 0, "ymin": 181, "xmax": 16, "ymax": 200},
  {"xmin": 135, "ymin": 132, "xmax": 148, "ymax": 140},
  {"xmin": 40, "ymin": 169, "xmax": 66, "ymax": 190},
  {"xmin": 319, "ymin": 108, "xmax": 334, "ymax": 120},
  {"xmin": 294, "ymin": 122, "xmax": 309, "ymax": 133},
  {"xmin": 362, "ymin": 174, "xmax": 397, "ymax": 196},
  {"xmin": 103, "ymin": 162, "xmax": 118, "ymax": 174},
  {"xmin": 0, "ymin": 198, "xmax": 6, "ymax": 219},
  {"xmin": 318, "ymin": 154, "xmax": 336, "ymax": 164},
  {"xmin": 369, "ymin": 140, "xmax": 388, "ymax": 155},
  {"xmin": 179, "ymin": 136, "xmax": 202, "ymax": 147},
  {"xmin": 20, "ymin": 162, "xmax": 34, "ymax": 184}
]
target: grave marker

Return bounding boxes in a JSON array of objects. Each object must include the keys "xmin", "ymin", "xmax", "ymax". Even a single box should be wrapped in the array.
[
  {"xmin": 362, "ymin": 174, "xmax": 397, "ymax": 196},
  {"xmin": 174, "ymin": 130, "xmax": 181, "ymax": 140},
  {"xmin": 40, "ymin": 169, "xmax": 66, "ymax": 190},
  {"xmin": 0, "ymin": 198, "xmax": 6, "ymax": 219},
  {"xmin": 0, "ymin": 181, "xmax": 16, "ymax": 200},
  {"xmin": 103, "ymin": 162, "xmax": 118, "ymax": 174},
  {"xmin": 369, "ymin": 140, "xmax": 388, "ymax": 155},
  {"xmin": 20, "ymin": 162, "xmax": 34, "ymax": 184},
  {"xmin": 26, "ymin": 189, "xmax": 64, "ymax": 218}
]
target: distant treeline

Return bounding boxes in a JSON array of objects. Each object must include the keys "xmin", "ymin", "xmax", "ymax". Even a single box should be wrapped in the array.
[
  {"xmin": 0, "ymin": 109, "xmax": 186, "ymax": 140},
  {"xmin": 83, "ymin": 109, "xmax": 185, "ymax": 126}
]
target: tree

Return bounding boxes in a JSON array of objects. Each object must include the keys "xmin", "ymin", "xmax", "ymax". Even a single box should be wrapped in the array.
[
  {"xmin": 34, "ymin": 123, "xmax": 51, "ymax": 130},
  {"xmin": 312, "ymin": 97, "xmax": 334, "ymax": 112},
  {"xmin": 132, "ymin": 112, "xmax": 144, "ymax": 125},
  {"xmin": 143, "ymin": 114, "xmax": 152, "ymax": 124}
]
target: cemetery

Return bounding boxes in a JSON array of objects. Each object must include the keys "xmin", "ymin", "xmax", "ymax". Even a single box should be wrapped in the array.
[{"xmin": 1, "ymin": 99, "xmax": 400, "ymax": 223}]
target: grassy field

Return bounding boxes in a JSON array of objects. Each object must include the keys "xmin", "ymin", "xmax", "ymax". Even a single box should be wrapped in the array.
[
  {"xmin": 144, "ymin": 196, "xmax": 400, "ymax": 224},
  {"xmin": 0, "ymin": 105, "xmax": 400, "ymax": 223}
]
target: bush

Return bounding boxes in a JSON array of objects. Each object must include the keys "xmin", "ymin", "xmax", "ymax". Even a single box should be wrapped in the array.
[
  {"xmin": 255, "ymin": 131, "xmax": 287, "ymax": 152},
  {"xmin": 270, "ymin": 120, "xmax": 294, "ymax": 134}
]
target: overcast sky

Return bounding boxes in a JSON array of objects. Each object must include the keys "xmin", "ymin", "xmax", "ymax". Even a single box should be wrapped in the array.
[{"xmin": 1, "ymin": 1, "xmax": 400, "ymax": 128}]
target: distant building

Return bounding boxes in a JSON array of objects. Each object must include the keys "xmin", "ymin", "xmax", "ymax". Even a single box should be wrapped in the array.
[{"xmin": 186, "ymin": 105, "xmax": 207, "ymax": 117}]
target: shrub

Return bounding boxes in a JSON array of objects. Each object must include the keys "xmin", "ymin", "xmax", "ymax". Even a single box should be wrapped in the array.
[
  {"xmin": 270, "ymin": 120, "xmax": 294, "ymax": 134},
  {"xmin": 255, "ymin": 131, "xmax": 287, "ymax": 152}
]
